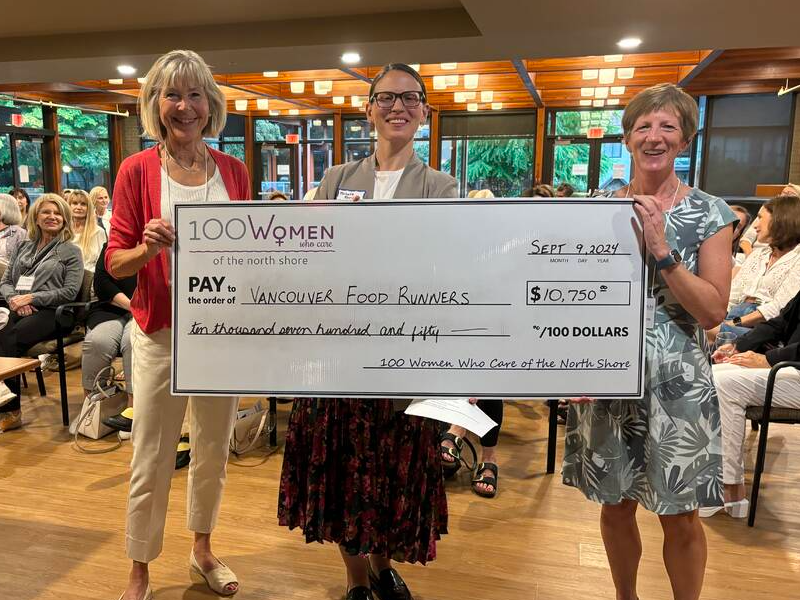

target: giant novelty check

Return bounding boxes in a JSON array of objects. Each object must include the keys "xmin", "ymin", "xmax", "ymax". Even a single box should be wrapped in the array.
[{"xmin": 172, "ymin": 200, "xmax": 647, "ymax": 398}]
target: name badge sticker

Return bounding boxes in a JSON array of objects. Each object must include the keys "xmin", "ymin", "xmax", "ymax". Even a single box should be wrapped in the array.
[
  {"xmin": 336, "ymin": 189, "xmax": 367, "ymax": 202},
  {"xmin": 645, "ymin": 297, "xmax": 656, "ymax": 329},
  {"xmin": 16, "ymin": 275, "xmax": 34, "ymax": 292}
]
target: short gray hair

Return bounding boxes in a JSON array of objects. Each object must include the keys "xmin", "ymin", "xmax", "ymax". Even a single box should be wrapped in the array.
[
  {"xmin": 622, "ymin": 83, "xmax": 699, "ymax": 143},
  {"xmin": 138, "ymin": 49, "xmax": 227, "ymax": 143},
  {"xmin": 0, "ymin": 193, "xmax": 22, "ymax": 226}
]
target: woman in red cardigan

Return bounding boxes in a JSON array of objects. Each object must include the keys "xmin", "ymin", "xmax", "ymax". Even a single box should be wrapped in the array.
[{"xmin": 106, "ymin": 49, "xmax": 249, "ymax": 600}]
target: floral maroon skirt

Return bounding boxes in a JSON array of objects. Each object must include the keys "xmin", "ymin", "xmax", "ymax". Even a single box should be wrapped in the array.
[{"xmin": 277, "ymin": 399, "xmax": 448, "ymax": 564}]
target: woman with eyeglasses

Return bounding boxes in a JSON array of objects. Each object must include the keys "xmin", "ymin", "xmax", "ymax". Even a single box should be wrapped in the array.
[{"xmin": 277, "ymin": 64, "xmax": 455, "ymax": 600}]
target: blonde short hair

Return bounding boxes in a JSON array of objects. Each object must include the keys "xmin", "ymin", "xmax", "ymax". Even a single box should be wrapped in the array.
[
  {"xmin": 28, "ymin": 193, "xmax": 74, "ymax": 243},
  {"xmin": 89, "ymin": 185, "xmax": 109, "ymax": 204},
  {"xmin": 468, "ymin": 189, "xmax": 495, "ymax": 199},
  {"xmin": 783, "ymin": 183, "xmax": 800, "ymax": 197},
  {"xmin": 0, "ymin": 193, "xmax": 23, "ymax": 226},
  {"xmin": 622, "ymin": 83, "xmax": 699, "ymax": 143},
  {"xmin": 138, "ymin": 49, "xmax": 227, "ymax": 143}
]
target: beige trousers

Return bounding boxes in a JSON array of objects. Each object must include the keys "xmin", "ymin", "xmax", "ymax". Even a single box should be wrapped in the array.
[
  {"xmin": 713, "ymin": 362, "xmax": 800, "ymax": 485},
  {"xmin": 126, "ymin": 322, "xmax": 238, "ymax": 563}
]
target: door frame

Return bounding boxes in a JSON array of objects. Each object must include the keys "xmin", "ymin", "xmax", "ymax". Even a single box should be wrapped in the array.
[
  {"xmin": 254, "ymin": 141, "xmax": 300, "ymax": 200},
  {"xmin": 0, "ymin": 128, "xmax": 55, "ymax": 193},
  {"xmin": 543, "ymin": 135, "xmax": 627, "ymax": 193}
]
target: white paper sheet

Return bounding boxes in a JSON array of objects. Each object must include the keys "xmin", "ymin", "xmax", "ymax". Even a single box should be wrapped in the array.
[{"xmin": 405, "ymin": 398, "xmax": 498, "ymax": 437}]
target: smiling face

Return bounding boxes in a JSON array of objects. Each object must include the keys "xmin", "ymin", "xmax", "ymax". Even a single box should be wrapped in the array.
[
  {"xmin": 158, "ymin": 79, "xmax": 210, "ymax": 146},
  {"xmin": 754, "ymin": 207, "xmax": 772, "ymax": 244},
  {"xmin": 36, "ymin": 201, "xmax": 65, "ymax": 237},
  {"xmin": 624, "ymin": 107, "xmax": 690, "ymax": 176},
  {"xmin": 93, "ymin": 189, "xmax": 110, "ymax": 213},
  {"xmin": 13, "ymin": 193, "xmax": 27, "ymax": 214},
  {"xmin": 68, "ymin": 196, "xmax": 88, "ymax": 220},
  {"xmin": 365, "ymin": 70, "xmax": 428, "ymax": 146}
]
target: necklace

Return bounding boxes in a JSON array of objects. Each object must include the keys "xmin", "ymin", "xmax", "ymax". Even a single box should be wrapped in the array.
[
  {"xmin": 164, "ymin": 146, "xmax": 206, "ymax": 173},
  {"xmin": 626, "ymin": 178, "xmax": 682, "ymax": 213}
]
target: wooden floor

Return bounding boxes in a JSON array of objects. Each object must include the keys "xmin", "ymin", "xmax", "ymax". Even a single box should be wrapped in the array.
[{"xmin": 1, "ymin": 367, "xmax": 799, "ymax": 600}]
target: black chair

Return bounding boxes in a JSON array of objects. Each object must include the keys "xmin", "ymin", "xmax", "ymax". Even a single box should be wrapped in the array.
[
  {"xmin": 745, "ymin": 360, "xmax": 800, "ymax": 526},
  {"xmin": 25, "ymin": 269, "xmax": 94, "ymax": 426}
]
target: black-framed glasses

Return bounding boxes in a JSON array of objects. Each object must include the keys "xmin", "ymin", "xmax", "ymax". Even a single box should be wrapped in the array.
[{"xmin": 370, "ymin": 91, "xmax": 425, "ymax": 109}]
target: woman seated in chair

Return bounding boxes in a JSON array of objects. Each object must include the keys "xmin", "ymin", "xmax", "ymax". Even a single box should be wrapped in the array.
[
  {"xmin": 82, "ymin": 243, "xmax": 137, "ymax": 434},
  {"xmin": 707, "ymin": 287, "xmax": 800, "ymax": 518},
  {"xmin": 0, "ymin": 194, "xmax": 82, "ymax": 432},
  {"xmin": 68, "ymin": 189, "xmax": 107, "ymax": 272},
  {"xmin": 0, "ymin": 193, "xmax": 29, "ymax": 266}
]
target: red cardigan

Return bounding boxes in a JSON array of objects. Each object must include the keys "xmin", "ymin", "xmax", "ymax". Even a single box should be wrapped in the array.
[{"xmin": 106, "ymin": 145, "xmax": 250, "ymax": 334}]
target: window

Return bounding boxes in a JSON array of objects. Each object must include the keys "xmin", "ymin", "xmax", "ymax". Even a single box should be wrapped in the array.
[
  {"xmin": 218, "ymin": 115, "xmax": 245, "ymax": 162},
  {"xmin": 0, "ymin": 99, "xmax": 43, "ymax": 129},
  {"xmin": 702, "ymin": 94, "xmax": 794, "ymax": 196},
  {"xmin": 440, "ymin": 112, "xmax": 536, "ymax": 197},
  {"xmin": 343, "ymin": 117, "xmax": 430, "ymax": 165},
  {"xmin": 58, "ymin": 108, "xmax": 111, "ymax": 191},
  {"xmin": 553, "ymin": 110, "xmax": 624, "ymax": 136},
  {"xmin": 304, "ymin": 118, "xmax": 334, "ymax": 193}
]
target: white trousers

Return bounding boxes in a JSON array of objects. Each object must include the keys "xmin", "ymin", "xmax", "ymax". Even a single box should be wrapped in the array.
[
  {"xmin": 127, "ymin": 322, "xmax": 238, "ymax": 563},
  {"xmin": 713, "ymin": 362, "xmax": 800, "ymax": 485}
]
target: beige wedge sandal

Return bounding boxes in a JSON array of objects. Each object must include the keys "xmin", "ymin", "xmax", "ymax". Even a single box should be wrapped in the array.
[{"xmin": 189, "ymin": 551, "xmax": 239, "ymax": 596}]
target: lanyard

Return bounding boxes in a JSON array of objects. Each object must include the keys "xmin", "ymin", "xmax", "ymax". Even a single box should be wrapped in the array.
[
  {"xmin": 163, "ymin": 144, "xmax": 210, "ymax": 217},
  {"xmin": 24, "ymin": 239, "xmax": 58, "ymax": 277}
]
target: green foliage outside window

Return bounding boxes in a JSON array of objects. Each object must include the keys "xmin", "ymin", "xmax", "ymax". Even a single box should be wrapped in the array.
[{"xmin": 465, "ymin": 138, "xmax": 534, "ymax": 197}]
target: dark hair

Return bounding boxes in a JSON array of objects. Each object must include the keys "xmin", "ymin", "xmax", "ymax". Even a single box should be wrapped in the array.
[
  {"xmin": 369, "ymin": 64, "xmax": 427, "ymax": 102},
  {"xmin": 764, "ymin": 195, "xmax": 800, "ymax": 251},
  {"xmin": 728, "ymin": 204, "xmax": 752, "ymax": 254},
  {"xmin": 9, "ymin": 187, "xmax": 30, "ymax": 209},
  {"xmin": 556, "ymin": 183, "xmax": 575, "ymax": 197},
  {"xmin": 532, "ymin": 184, "xmax": 555, "ymax": 198}
]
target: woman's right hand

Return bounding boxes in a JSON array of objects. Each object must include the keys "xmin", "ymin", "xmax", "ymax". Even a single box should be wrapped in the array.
[{"xmin": 142, "ymin": 219, "xmax": 175, "ymax": 258}]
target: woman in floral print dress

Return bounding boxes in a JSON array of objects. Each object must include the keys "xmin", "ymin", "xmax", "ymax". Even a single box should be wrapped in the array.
[{"xmin": 562, "ymin": 84, "xmax": 737, "ymax": 600}]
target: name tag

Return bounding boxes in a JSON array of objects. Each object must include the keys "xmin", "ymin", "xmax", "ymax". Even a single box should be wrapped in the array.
[
  {"xmin": 16, "ymin": 275, "xmax": 34, "ymax": 292},
  {"xmin": 336, "ymin": 189, "xmax": 367, "ymax": 202},
  {"xmin": 645, "ymin": 297, "xmax": 656, "ymax": 329}
]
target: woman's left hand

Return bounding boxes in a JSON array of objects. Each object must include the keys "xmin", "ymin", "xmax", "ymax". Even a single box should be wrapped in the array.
[
  {"xmin": 9, "ymin": 294, "xmax": 34, "ymax": 311},
  {"xmin": 468, "ymin": 397, "xmax": 478, "ymax": 405},
  {"xmin": 632, "ymin": 195, "xmax": 671, "ymax": 259},
  {"xmin": 726, "ymin": 350, "xmax": 770, "ymax": 369},
  {"xmin": 15, "ymin": 305, "xmax": 36, "ymax": 317}
]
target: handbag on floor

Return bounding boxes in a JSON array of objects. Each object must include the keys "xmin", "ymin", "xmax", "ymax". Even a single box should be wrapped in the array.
[
  {"xmin": 69, "ymin": 366, "xmax": 128, "ymax": 453},
  {"xmin": 230, "ymin": 399, "xmax": 275, "ymax": 456}
]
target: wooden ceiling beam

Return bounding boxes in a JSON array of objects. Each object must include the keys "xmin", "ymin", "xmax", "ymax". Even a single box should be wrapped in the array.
[
  {"xmin": 678, "ymin": 49, "xmax": 724, "ymax": 87},
  {"xmin": 512, "ymin": 59, "xmax": 542, "ymax": 108}
]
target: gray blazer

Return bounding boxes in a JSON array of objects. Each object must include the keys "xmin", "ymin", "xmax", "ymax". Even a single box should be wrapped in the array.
[
  {"xmin": 0, "ymin": 239, "xmax": 83, "ymax": 308},
  {"xmin": 317, "ymin": 153, "xmax": 458, "ymax": 411},
  {"xmin": 316, "ymin": 153, "xmax": 457, "ymax": 200}
]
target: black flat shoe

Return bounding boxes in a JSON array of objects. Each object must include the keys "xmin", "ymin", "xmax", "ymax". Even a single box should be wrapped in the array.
[
  {"xmin": 346, "ymin": 586, "xmax": 375, "ymax": 600},
  {"xmin": 175, "ymin": 435, "xmax": 190, "ymax": 470},
  {"xmin": 369, "ymin": 567, "xmax": 412, "ymax": 600},
  {"xmin": 103, "ymin": 409, "xmax": 133, "ymax": 432}
]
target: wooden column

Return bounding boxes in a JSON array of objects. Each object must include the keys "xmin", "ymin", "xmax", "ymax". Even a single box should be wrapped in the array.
[
  {"xmin": 429, "ymin": 107, "xmax": 440, "ymax": 168},
  {"xmin": 333, "ymin": 112, "xmax": 343, "ymax": 165},
  {"xmin": 535, "ymin": 108, "xmax": 546, "ymax": 184},
  {"xmin": 244, "ymin": 114, "xmax": 255, "ymax": 198},
  {"xmin": 42, "ymin": 106, "xmax": 61, "ymax": 195},
  {"xmin": 110, "ymin": 115, "xmax": 124, "ymax": 189}
]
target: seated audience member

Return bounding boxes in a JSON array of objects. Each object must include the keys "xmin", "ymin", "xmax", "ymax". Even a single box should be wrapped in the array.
[
  {"xmin": 708, "ymin": 195, "xmax": 800, "ymax": 341},
  {"xmin": 267, "ymin": 191, "xmax": 288, "ymax": 201},
  {"xmin": 531, "ymin": 183, "xmax": 555, "ymax": 197},
  {"xmin": 90, "ymin": 186, "xmax": 112, "ymax": 232},
  {"xmin": 739, "ymin": 183, "xmax": 800, "ymax": 256},
  {"xmin": 82, "ymin": 243, "xmax": 137, "ymax": 433},
  {"xmin": 467, "ymin": 189, "xmax": 495, "ymax": 199},
  {"xmin": 706, "ymin": 288, "xmax": 800, "ymax": 518},
  {"xmin": 441, "ymin": 400, "xmax": 503, "ymax": 498},
  {"xmin": 0, "ymin": 194, "xmax": 29, "ymax": 266},
  {"xmin": 303, "ymin": 187, "xmax": 318, "ymax": 201},
  {"xmin": 0, "ymin": 194, "xmax": 82, "ymax": 432},
  {"xmin": 729, "ymin": 204, "xmax": 752, "ymax": 261},
  {"xmin": 68, "ymin": 189, "xmax": 107, "ymax": 272},
  {"xmin": 556, "ymin": 182, "xmax": 575, "ymax": 197},
  {"xmin": 9, "ymin": 188, "xmax": 30, "ymax": 228}
]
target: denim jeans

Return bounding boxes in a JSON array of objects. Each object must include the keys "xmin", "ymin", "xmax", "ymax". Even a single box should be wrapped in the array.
[{"xmin": 719, "ymin": 301, "xmax": 759, "ymax": 338}]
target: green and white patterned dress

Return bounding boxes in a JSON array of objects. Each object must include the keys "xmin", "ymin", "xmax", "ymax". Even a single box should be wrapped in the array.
[{"xmin": 562, "ymin": 189, "xmax": 737, "ymax": 515}]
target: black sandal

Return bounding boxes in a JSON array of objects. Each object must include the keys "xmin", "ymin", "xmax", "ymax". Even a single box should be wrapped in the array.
[
  {"xmin": 471, "ymin": 462, "xmax": 499, "ymax": 498},
  {"xmin": 439, "ymin": 432, "xmax": 477, "ymax": 478}
]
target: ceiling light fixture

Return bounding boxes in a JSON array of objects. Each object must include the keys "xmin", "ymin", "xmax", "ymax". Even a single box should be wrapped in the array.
[
  {"xmin": 432, "ymin": 75, "xmax": 447, "ymax": 90},
  {"xmin": 269, "ymin": 110, "xmax": 280, "ymax": 116},
  {"xmin": 333, "ymin": 96, "xmax": 345, "ymax": 105},
  {"xmin": 234, "ymin": 99, "xmax": 248, "ymax": 111},
  {"xmin": 289, "ymin": 109, "xmax": 300, "ymax": 115},
  {"xmin": 593, "ymin": 99, "xmax": 605, "ymax": 107},
  {"xmin": 290, "ymin": 81, "xmax": 305, "ymax": 94},
  {"xmin": 117, "ymin": 65, "xmax": 136, "ymax": 76},
  {"xmin": 580, "ymin": 99, "xmax": 593, "ymax": 106},
  {"xmin": 606, "ymin": 99, "xmax": 620, "ymax": 106},
  {"xmin": 441, "ymin": 62, "xmax": 458, "ymax": 70},
  {"xmin": 616, "ymin": 67, "xmax": 635, "ymax": 79},
  {"xmin": 445, "ymin": 75, "xmax": 459, "ymax": 87},
  {"xmin": 598, "ymin": 68, "xmax": 616, "ymax": 85},
  {"xmin": 481, "ymin": 90, "xmax": 494, "ymax": 103},
  {"xmin": 594, "ymin": 87, "xmax": 609, "ymax": 99},
  {"xmin": 108, "ymin": 78, "xmax": 123, "ymax": 85},
  {"xmin": 467, "ymin": 103, "xmax": 478, "ymax": 112},
  {"xmin": 314, "ymin": 80, "xmax": 333, "ymax": 95},
  {"xmin": 581, "ymin": 87, "xmax": 594, "ymax": 97},
  {"xmin": 582, "ymin": 69, "xmax": 598, "ymax": 80},
  {"xmin": 604, "ymin": 54, "xmax": 623, "ymax": 62},
  {"xmin": 491, "ymin": 102, "xmax": 503, "ymax": 110},
  {"xmin": 617, "ymin": 37, "xmax": 642, "ymax": 49},
  {"xmin": 464, "ymin": 74, "xmax": 480, "ymax": 89},
  {"xmin": 341, "ymin": 52, "xmax": 361, "ymax": 64},
  {"xmin": 256, "ymin": 98, "xmax": 269, "ymax": 110},
  {"xmin": 263, "ymin": 71, "xmax": 279, "ymax": 78},
  {"xmin": 610, "ymin": 86, "xmax": 626, "ymax": 95}
]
